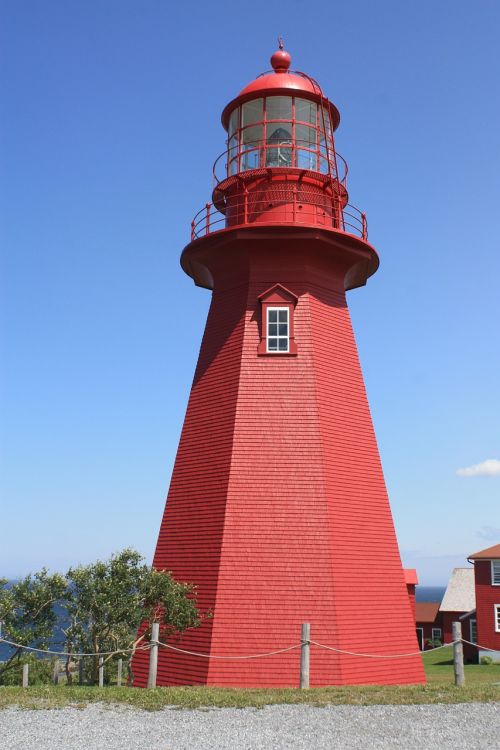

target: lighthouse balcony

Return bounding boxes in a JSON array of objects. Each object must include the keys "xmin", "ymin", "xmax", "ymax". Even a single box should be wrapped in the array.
[
  {"xmin": 190, "ymin": 186, "xmax": 368, "ymax": 242},
  {"xmin": 213, "ymin": 144, "xmax": 348, "ymax": 185}
]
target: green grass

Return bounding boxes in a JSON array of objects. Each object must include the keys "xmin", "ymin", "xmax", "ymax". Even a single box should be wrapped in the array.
[{"xmin": 0, "ymin": 648, "xmax": 498, "ymax": 710}]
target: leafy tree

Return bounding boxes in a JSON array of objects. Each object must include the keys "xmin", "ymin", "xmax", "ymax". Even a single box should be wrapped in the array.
[
  {"xmin": 0, "ymin": 571, "xmax": 66, "ymax": 680},
  {"xmin": 64, "ymin": 548, "xmax": 200, "ymax": 684}
]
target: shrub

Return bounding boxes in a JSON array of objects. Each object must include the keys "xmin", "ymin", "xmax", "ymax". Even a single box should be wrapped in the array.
[
  {"xmin": 0, "ymin": 654, "xmax": 53, "ymax": 686},
  {"xmin": 480, "ymin": 655, "xmax": 493, "ymax": 665}
]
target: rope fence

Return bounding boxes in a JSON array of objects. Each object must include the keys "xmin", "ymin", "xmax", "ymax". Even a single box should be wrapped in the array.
[{"xmin": 1, "ymin": 620, "xmax": 497, "ymax": 689}]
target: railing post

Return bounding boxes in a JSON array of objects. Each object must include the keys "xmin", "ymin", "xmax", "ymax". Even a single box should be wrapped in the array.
[
  {"xmin": 22, "ymin": 663, "xmax": 29, "ymax": 688},
  {"xmin": 191, "ymin": 220, "xmax": 195, "ymax": 241},
  {"xmin": 52, "ymin": 658, "xmax": 59, "ymax": 685},
  {"xmin": 205, "ymin": 203, "xmax": 211, "ymax": 236},
  {"xmin": 361, "ymin": 212, "xmax": 367, "ymax": 240},
  {"xmin": 79, "ymin": 658, "xmax": 84, "ymax": 685},
  {"xmin": 117, "ymin": 658, "xmax": 123, "ymax": 687},
  {"xmin": 292, "ymin": 186, "xmax": 297, "ymax": 223},
  {"xmin": 98, "ymin": 656, "xmax": 104, "ymax": 688},
  {"xmin": 147, "ymin": 622, "xmax": 160, "ymax": 689},
  {"xmin": 243, "ymin": 187, "xmax": 248, "ymax": 224},
  {"xmin": 300, "ymin": 623, "xmax": 310, "ymax": 689},
  {"xmin": 452, "ymin": 621, "xmax": 465, "ymax": 687}
]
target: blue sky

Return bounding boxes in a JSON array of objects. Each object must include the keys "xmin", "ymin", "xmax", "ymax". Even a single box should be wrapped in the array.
[{"xmin": 1, "ymin": 0, "xmax": 499, "ymax": 584}]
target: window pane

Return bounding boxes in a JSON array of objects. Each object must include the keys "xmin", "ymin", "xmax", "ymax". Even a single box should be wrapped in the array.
[
  {"xmin": 229, "ymin": 157, "xmax": 238, "ymax": 175},
  {"xmin": 242, "ymin": 98, "xmax": 263, "ymax": 126},
  {"xmin": 229, "ymin": 108, "xmax": 240, "ymax": 137},
  {"xmin": 278, "ymin": 338, "xmax": 288, "ymax": 351},
  {"xmin": 242, "ymin": 125, "xmax": 263, "ymax": 148},
  {"xmin": 241, "ymin": 150, "xmax": 260, "ymax": 171},
  {"xmin": 266, "ymin": 96, "xmax": 292, "ymax": 121},
  {"xmin": 268, "ymin": 338, "xmax": 278, "ymax": 351},
  {"xmin": 296, "ymin": 124, "xmax": 317, "ymax": 149},
  {"xmin": 295, "ymin": 98, "xmax": 317, "ymax": 125},
  {"xmin": 268, "ymin": 323, "xmax": 278, "ymax": 335},
  {"xmin": 278, "ymin": 310, "xmax": 288, "ymax": 322},
  {"xmin": 268, "ymin": 310, "xmax": 278, "ymax": 322},
  {"xmin": 297, "ymin": 149, "xmax": 319, "ymax": 171},
  {"xmin": 266, "ymin": 124, "xmax": 292, "ymax": 143},
  {"xmin": 278, "ymin": 324, "xmax": 288, "ymax": 336}
]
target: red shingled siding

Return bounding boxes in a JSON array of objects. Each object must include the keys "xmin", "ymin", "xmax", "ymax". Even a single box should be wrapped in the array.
[
  {"xmin": 135, "ymin": 235, "xmax": 425, "ymax": 686},
  {"xmin": 133, "ymin": 282, "xmax": 247, "ymax": 686},
  {"xmin": 475, "ymin": 560, "xmax": 500, "ymax": 651}
]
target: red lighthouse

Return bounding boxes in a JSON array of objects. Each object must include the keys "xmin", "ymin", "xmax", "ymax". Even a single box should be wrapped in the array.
[{"xmin": 134, "ymin": 45, "xmax": 425, "ymax": 687}]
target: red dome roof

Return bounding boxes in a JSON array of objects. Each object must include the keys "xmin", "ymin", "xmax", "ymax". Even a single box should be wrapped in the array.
[{"xmin": 221, "ymin": 47, "xmax": 340, "ymax": 132}]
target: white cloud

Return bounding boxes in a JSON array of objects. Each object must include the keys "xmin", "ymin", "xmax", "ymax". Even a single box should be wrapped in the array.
[{"xmin": 457, "ymin": 459, "xmax": 500, "ymax": 477}]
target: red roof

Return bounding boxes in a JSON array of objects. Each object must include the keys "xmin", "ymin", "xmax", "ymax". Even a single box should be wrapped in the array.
[
  {"xmin": 468, "ymin": 543, "xmax": 500, "ymax": 559},
  {"xmin": 220, "ymin": 46, "xmax": 340, "ymax": 132},
  {"xmin": 415, "ymin": 602, "xmax": 441, "ymax": 623},
  {"xmin": 404, "ymin": 568, "xmax": 418, "ymax": 585}
]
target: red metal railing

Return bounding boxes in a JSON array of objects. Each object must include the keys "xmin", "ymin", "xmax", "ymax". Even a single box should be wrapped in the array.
[
  {"xmin": 190, "ymin": 189, "xmax": 367, "ymax": 242},
  {"xmin": 212, "ymin": 147, "xmax": 348, "ymax": 186}
]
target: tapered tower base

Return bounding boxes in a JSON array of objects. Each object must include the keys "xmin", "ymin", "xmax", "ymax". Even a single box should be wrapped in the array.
[{"xmin": 132, "ymin": 228, "xmax": 425, "ymax": 687}]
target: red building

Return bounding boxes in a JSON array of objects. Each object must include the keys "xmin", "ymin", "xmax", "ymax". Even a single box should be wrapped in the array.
[
  {"xmin": 404, "ymin": 569, "xmax": 418, "ymax": 621},
  {"xmin": 467, "ymin": 543, "xmax": 500, "ymax": 661},
  {"xmin": 133, "ymin": 45, "xmax": 424, "ymax": 687},
  {"xmin": 415, "ymin": 602, "xmax": 442, "ymax": 650},
  {"xmin": 439, "ymin": 567, "xmax": 475, "ymax": 644}
]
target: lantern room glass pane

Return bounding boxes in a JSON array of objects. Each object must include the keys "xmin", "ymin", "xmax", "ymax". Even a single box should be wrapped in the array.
[
  {"xmin": 241, "ymin": 125, "xmax": 263, "ymax": 148},
  {"xmin": 241, "ymin": 149, "xmax": 260, "ymax": 171},
  {"xmin": 295, "ymin": 98, "xmax": 317, "ymax": 125},
  {"xmin": 229, "ymin": 108, "xmax": 240, "ymax": 137},
  {"xmin": 296, "ymin": 124, "xmax": 317, "ymax": 149},
  {"xmin": 266, "ymin": 96, "xmax": 292, "ymax": 121},
  {"xmin": 266, "ymin": 125, "xmax": 292, "ymax": 168},
  {"xmin": 242, "ymin": 98, "xmax": 263, "ymax": 126},
  {"xmin": 297, "ymin": 149, "xmax": 318, "ymax": 171}
]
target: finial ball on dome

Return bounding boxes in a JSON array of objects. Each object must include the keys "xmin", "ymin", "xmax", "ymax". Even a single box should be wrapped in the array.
[{"xmin": 270, "ymin": 39, "xmax": 291, "ymax": 73}]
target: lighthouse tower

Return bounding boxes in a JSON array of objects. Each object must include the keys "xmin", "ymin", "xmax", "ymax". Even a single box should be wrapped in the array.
[{"xmin": 134, "ymin": 45, "xmax": 425, "ymax": 687}]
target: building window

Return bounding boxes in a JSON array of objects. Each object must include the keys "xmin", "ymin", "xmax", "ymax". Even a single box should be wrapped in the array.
[
  {"xmin": 431, "ymin": 628, "xmax": 442, "ymax": 642},
  {"xmin": 495, "ymin": 604, "xmax": 500, "ymax": 633},
  {"xmin": 267, "ymin": 307, "xmax": 289, "ymax": 353},
  {"xmin": 491, "ymin": 560, "xmax": 500, "ymax": 585},
  {"xmin": 257, "ymin": 284, "xmax": 298, "ymax": 356},
  {"xmin": 470, "ymin": 619, "xmax": 477, "ymax": 644}
]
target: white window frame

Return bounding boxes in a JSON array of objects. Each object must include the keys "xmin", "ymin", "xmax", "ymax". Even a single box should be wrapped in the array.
[
  {"xmin": 470, "ymin": 619, "xmax": 477, "ymax": 644},
  {"xmin": 495, "ymin": 604, "xmax": 500, "ymax": 633},
  {"xmin": 431, "ymin": 627, "xmax": 442, "ymax": 641},
  {"xmin": 266, "ymin": 306, "xmax": 289, "ymax": 353},
  {"xmin": 491, "ymin": 560, "xmax": 500, "ymax": 585}
]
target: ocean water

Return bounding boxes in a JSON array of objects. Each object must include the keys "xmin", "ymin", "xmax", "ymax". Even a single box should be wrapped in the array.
[{"xmin": 416, "ymin": 586, "xmax": 446, "ymax": 602}]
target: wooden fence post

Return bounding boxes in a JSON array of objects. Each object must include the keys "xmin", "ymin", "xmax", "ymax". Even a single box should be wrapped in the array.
[
  {"xmin": 98, "ymin": 656, "xmax": 104, "ymax": 688},
  {"xmin": 52, "ymin": 659, "xmax": 59, "ymax": 685},
  {"xmin": 117, "ymin": 658, "xmax": 123, "ymax": 687},
  {"xmin": 147, "ymin": 622, "xmax": 160, "ymax": 689},
  {"xmin": 22, "ymin": 663, "xmax": 29, "ymax": 688},
  {"xmin": 78, "ymin": 658, "xmax": 84, "ymax": 685},
  {"xmin": 452, "ymin": 621, "xmax": 465, "ymax": 687},
  {"xmin": 300, "ymin": 623, "xmax": 310, "ymax": 689}
]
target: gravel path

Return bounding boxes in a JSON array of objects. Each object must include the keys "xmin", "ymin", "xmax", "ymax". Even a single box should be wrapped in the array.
[{"xmin": 0, "ymin": 702, "xmax": 499, "ymax": 750}]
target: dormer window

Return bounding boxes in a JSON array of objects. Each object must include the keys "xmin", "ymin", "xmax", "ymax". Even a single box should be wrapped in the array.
[
  {"xmin": 267, "ymin": 308, "xmax": 289, "ymax": 352},
  {"xmin": 257, "ymin": 284, "xmax": 298, "ymax": 356}
]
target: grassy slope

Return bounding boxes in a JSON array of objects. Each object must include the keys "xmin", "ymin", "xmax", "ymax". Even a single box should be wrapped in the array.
[{"xmin": 0, "ymin": 648, "xmax": 498, "ymax": 710}]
